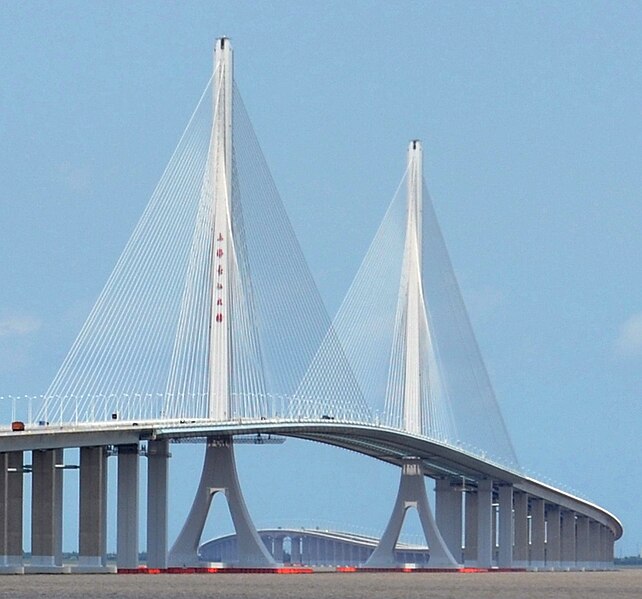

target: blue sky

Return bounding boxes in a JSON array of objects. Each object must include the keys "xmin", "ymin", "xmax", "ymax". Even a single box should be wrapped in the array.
[{"xmin": 1, "ymin": 1, "xmax": 641, "ymax": 556}]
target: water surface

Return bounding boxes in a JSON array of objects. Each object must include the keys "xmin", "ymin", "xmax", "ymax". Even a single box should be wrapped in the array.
[{"xmin": 0, "ymin": 569, "xmax": 639, "ymax": 599}]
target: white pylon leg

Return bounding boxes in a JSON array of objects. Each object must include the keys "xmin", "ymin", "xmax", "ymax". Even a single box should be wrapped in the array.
[
  {"xmin": 402, "ymin": 140, "xmax": 423, "ymax": 435},
  {"xmin": 365, "ymin": 458, "xmax": 459, "ymax": 568},
  {"xmin": 168, "ymin": 438, "xmax": 275, "ymax": 567},
  {"xmin": 209, "ymin": 36, "xmax": 233, "ymax": 421}
]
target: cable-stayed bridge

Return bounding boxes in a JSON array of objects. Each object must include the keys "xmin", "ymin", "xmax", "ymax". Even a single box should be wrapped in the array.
[{"xmin": 0, "ymin": 38, "xmax": 621, "ymax": 573}]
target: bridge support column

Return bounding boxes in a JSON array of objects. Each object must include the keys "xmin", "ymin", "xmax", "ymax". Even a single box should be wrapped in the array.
[
  {"xmin": 301, "ymin": 536, "xmax": 310, "ymax": 565},
  {"xmin": 529, "ymin": 497, "xmax": 545, "ymax": 569},
  {"xmin": 262, "ymin": 535, "xmax": 273, "ymax": 558},
  {"xmin": 492, "ymin": 501, "xmax": 498, "ymax": 564},
  {"xmin": 603, "ymin": 526, "xmax": 614, "ymax": 568},
  {"xmin": 0, "ymin": 453, "xmax": 7, "ymax": 567},
  {"xmin": 598, "ymin": 526, "xmax": 606, "ymax": 568},
  {"xmin": 576, "ymin": 515, "xmax": 589, "ymax": 569},
  {"xmin": 588, "ymin": 520, "xmax": 600, "ymax": 569},
  {"xmin": 435, "ymin": 478, "xmax": 463, "ymax": 562},
  {"xmin": 463, "ymin": 490, "xmax": 477, "ymax": 564},
  {"xmin": 29, "ymin": 449, "xmax": 65, "ymax": 571},
  {"xmin": 560, "ymin": 510, "xmax": 576, "ymax": 569},
  {"xmin": 77, "ymin": 446, "xmax": 108, "ymax": 571},
  {"xmin": 606, "ymin": 528, "xmax": 615, "ymax": 568},
  {"xmin": 598, "ymin": 524, "xmax": 608, "ymax": 569},
  {"xmin": 147, "ymin": 439, "xmax": 169, "ymax": 570},
  {"xmin": 2, "ymin": 452, "xmax": 25, "ymax": 571},
  {"xmin": 319, "ymin": 537, "xmax": 327, "ymax": 566},
  {"xmin": 168, "ymin": 438, "xmax": 274, "ymax": 568},
  {"xmin": 291, "ymin": 536, "xmax": 301, "ymax": 564},
  {"xmin": 273, "ymin": 536, "xmax": 284, "ymax": 563},
  {"xmin": 361, "ymin": 544, "xmax": 369, "ymax": 565},
  {"xmin": 365, "ymin": 458, "xmax": 459, "ymax": 568},
  {"xmin": 117, "ymin": 444, "xmax": 139, "ymax": 570},
  {"xmin": 0, "ymin": 453, "xmax": 15, "ymax": 572},
  {"xmin": 545, "ymin": 504, "xmax": 561, "ymax": 569},
  {"xmin": 513, "ymin": 491, "xmax": 528, "ymax": 568},
  {"xmin": 476, "ymin": 479, "xmax": 493, "ymax": 568},
  {"xmin": 597, "ymin": 524, "xmax": 610, "ymax": 570},
  {"xmin": 54, "ymin": 449, "xmax": 64, "ymax": 567},
  {"xmin": 497, "ymin": 484, "xmax": 513, "ymax": 568},
  {"xmin": 303, "ymin": 535, "xmax": 316, "ymax": 566}
]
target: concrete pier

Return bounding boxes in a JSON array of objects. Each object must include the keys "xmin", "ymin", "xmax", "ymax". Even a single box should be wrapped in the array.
[
  {"xmin": 54, "ymin": 449, "xmax": 64, "ymax": 567},
  {"xmin": 273, "ymin": 536, "xmax": 284, "ymax": 563},
  {"xmin": 435, "ymin": 478, "xmax": 463, "ymax": 562},
  {"xmin": 77, "ymin": 446, "xmax": 108, "ymax": 570},
  {"xmin": 529, "ymin": 497, "xmax": 545, "ymax": 568},
  {"xmin": 147, "ymin": 439, "xmax": 169, "ymax": 569},
  {"xmin": 117, "ymin": 444, "xmax": 139, "ymax": 570},
  {"xmin": 5, "ymin": 452, "xmax": 24, "ymax": 570},
  {"xmin": 365, "ymin": 459, "xmax": 458, "ymax": 568},
  {"xmin": 576, "ymin": 515, "xmax": 589, "ymax": 568},
  {"xmin": 545, "ymin": 504, "xmax": 561, "ymax": 569},
  {"xmin": 497, "ymin": 484, "xmax": 513, "ymax": 568},
  {"xmin": 601, "ymin": 525, "xmax": 614, "ymax": 568},
  {"xmin": 560, "ymin": 510, "xmax": 576, "ymax": 569},
  {"xmin": 513, "ymin": 491, "xmax": 528, "ymax": 567},
  {"xmin": 463, "ymin": 490, "xmax": 478, "ymax": 564},
  {"xmin": 291, "ymin": 536, "xmax": 302, "ymax": 563},
  {"xmin": 30, "ymin": 449, "xmax": 64, "ymax": 570},
  {"xmin": 476, "ymin": 479, "xmax": 493, "ymax": 568},
  {"xmin": 168, "ymin": 439, "xmax": 273, "ymax": 568},
  {"xmin": 0, "ymin": 453, "xmax": 7, "ymax": 566},
  {"xmin": 589, "ymin": 519, "xmax": 600, "ymax": 569}
]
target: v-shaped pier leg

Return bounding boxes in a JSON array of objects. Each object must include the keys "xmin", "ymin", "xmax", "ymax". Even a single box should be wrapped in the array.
[
  {"xmin": 365, "ymin": 458, "xmax": 459, "ymax": 568},
  {"xmin": 168, "ymin": 438, "xmax": 275, "ymax": 567}
]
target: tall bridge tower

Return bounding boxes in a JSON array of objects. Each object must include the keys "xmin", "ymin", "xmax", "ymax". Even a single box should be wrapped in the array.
[
  {"xmin": 168, "ymin": 37, "xmax": 275, "ymax": 568},
  {"xmin": 209, "ymin": 37, "xmax": 232, "ymax": 421},
  {"xmin": 366, "ymin": 141, "xmax": 458, "ymax": 568},
  {"xmin": 402, "ymin": 140, "xmax": 424, "ymax": 435}
]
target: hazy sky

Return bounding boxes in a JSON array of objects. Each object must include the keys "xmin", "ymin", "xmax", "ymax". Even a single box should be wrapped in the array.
[{"xmin": 1, "ymin": 1, "xmax": 641, "ymax": 556}]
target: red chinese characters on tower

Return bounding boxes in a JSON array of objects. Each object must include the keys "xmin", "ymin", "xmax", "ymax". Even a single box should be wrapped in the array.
[{"xmin": 215, "ymin": 232, "xmax": 225, "ymax": 323}]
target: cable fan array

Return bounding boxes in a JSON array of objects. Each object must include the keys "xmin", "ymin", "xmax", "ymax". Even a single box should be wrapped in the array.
[
  {"xmin": 37, "ymin": 75, "xmax": 371, "ymax": 425},
  {"xmin": 38, "ymin": 74, "xmax": 216, "ymax": 424},
  {"xmin": 35, "ymin": 63, "xmax": 518, "ymax": 473},
  {"xmin": 323, "ymin": 166, "xmax": 519, "ymax": 470}
]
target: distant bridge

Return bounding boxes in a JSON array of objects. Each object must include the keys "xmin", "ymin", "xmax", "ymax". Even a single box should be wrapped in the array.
[{"xmin": 200, "ymin": 526, "xmax": 431, "ymax": 567}]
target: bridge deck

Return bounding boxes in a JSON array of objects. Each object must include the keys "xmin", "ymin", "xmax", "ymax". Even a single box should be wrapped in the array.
[{"xmin": 0, "ymin": 418, "xmax": 622, "ymax": 539}]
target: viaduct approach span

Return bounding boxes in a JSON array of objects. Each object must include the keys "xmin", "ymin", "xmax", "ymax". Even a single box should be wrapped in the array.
[{"xmin": 0, "ymin": 38, "xmax": 621, "ymax": 573}]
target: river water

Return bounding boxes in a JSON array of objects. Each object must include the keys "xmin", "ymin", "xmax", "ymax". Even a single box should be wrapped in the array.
[{"xmin": 0, "ymin": 570, "xmax": 639, "ymax": 599}]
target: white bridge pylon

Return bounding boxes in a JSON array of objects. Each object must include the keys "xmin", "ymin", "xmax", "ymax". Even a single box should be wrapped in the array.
[
  {"xmin": 401, "ymin": 140, "xmax": 425, "ymax": 435},
  {"xmin": 388, "ymin": 139, "xmax": 453, "ymax": 440},
  {"xmin": 167, "ymin": 37, "xmax": 275, "ymax": 568},
  {"xmin": 208, "ymin": 36, "xmax": 232, "ymax": 422},
  {"xmin": 365, "ymin": 141, "xmax": 459, "ymax": 568}
]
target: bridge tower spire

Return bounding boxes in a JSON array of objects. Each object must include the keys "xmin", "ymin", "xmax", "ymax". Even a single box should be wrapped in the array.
[
  {"xmin": 209, "ymin": 36, "xmax": 233, "ymax": 420},
  {"xmin": 402, "ymin": 140, "xmax": 423, "ymax": 435}
]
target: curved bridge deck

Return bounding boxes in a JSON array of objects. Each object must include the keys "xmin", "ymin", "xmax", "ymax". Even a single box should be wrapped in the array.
[{"xmin": 0, "ymin": 417, "xmax": 622, "ymax": 549}]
